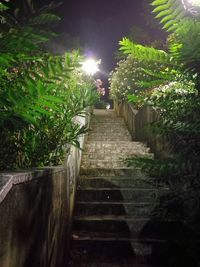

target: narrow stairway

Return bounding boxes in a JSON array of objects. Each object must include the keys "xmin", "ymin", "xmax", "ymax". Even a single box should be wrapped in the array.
[{"xmin": 69, "ymin": 109, "xmax": 169, "ymax": 267}]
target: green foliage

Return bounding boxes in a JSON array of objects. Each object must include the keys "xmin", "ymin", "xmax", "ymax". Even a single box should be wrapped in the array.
[
  {"xmin": 127, "ymin": 81, "xmax": 200, "ymax": 185},
  {"xmin": 0, "ymin": 2, "xmax": 96, "ymax": 170},
  {"xmin": 168, "ymin": 20, "xmax": 200, "ymax": 74},
  {"xmin": 124, "ymin": 156, "xmax": 184, "ymax": 182},
  {"xmin": 118, "ymin": 37, "xmax": 183, "ymax": 93},
  {"xmin": 115, "ymin": 1, "xmax": 200, "ymax": 257},
  {"xmin": 150, "ymin": 0, "xmax": 200, "ymax": 88},
  {"xmin": 151, "ymin": 0, "xmax": 187, "ymax": 32},
  {"xmin": 118, "ymin": 18, "xmax": 200, "ymax": 91},
  {"xmin": 109, "ymin": 55, "xmax": 170, "ymax": 100},
  {"xmin": 125, "ymin": 82, "xmax": 200, "ymax": 236},
  {"xmin": 0, "ymin": 49, "xmax": 96, "ymax": 170},
  {"xmin": 146, "ymin": 82, "xmax": 199, "ymax": 134},
  {"xmin": 119, "ymin": 37, "xmax": 170, "ymax": 63},
  {"xmin": 0, "ymin": 2, "xmax": 8, "ymax": 11}
]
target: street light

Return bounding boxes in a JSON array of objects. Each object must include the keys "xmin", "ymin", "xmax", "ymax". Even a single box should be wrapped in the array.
[
  {"xmin": 182, "ymin": 0, "xmax": 200, "ymax": 16},
  {"xmin": 81, "ymin": 58, "xmax": 100, "ymax": 75}
]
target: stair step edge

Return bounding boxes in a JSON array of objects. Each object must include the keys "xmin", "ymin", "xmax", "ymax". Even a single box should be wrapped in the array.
[
  {"xmin": 73, "ymin": 216, "xmax": 155, "ymax": 221},
  {"xmin": 71, "ymin": 234, "xmax": 167, "ymax": 243},
  {"xmin": 76, "ymin": 201, "xmax": 157, "ymax": 205},
  {"xmin": 77, "ymin": 188, "xmax": 166, "ymax": 191}
]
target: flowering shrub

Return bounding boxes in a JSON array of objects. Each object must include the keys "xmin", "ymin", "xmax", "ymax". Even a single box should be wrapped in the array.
[
  {"xmin": 144, "ymin": 81, "xmax": 198, "ymax": 134},
  {"xmin": 128, "ymin": 80, "xmax": 200, "ymax": 176},
  {"xmin": 109, "ymin": 55, "xmax": 165, "ymax": 100},
  {"xmin": 95, "ymin": 79, "xmax": 106, "ymax": 96}
]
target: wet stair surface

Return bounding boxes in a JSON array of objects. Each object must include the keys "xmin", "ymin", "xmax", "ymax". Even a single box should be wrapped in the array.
[{"xmin": 69, "ymin": 109, "xmax": 175, "ymax": 267}]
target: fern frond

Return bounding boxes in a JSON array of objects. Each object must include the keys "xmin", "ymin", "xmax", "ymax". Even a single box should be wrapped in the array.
[
  {"xmin": 151, "ymin": 0, "xmax": 168, "ymax": 6},
  {"xmin": 168, "ymin": 19, "xmax": 200, "ymax": 73},
  {"xmin": 119, "ymin": 37, "xmax": 170, "ymax": 63},
  {"xmin": 151, "ymin": 0, "xmax": 187, "ymax": 32}
]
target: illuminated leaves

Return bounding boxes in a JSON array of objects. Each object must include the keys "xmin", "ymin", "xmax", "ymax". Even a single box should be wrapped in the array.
[
  {"xmin": 151, "ymin": 0, "xmax": 186, "ymax": 32},
  {"xmin": 119, "ymin": 37, "xmax": 170, "ymax": 63}
]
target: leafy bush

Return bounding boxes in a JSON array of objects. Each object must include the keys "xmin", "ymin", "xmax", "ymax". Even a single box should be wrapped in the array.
[
  {"xmin": 146, "ymin": 82, "xmax": 200, "ymax": 171},
  {"xmin": 114, "ymin": 0, "xmax": 200, "ymax": 262},
  {"xmin": 119, "ymin": 1, "xmax": 200, "ymax": 93},
  {"xmin": 145, "ymin": 81, "xmax": 198, "ymax": 132},
  {"xmin": 109, "ymin": 55, "xmax": 166, "ymax": 100},
  {"xmin": 0, "ymin": 1, "xmax": 97, "ymax": 170}
]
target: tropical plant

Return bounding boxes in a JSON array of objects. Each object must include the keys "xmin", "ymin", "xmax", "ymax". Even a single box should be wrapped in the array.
[
  {"xmin": 151, "ymin": 0, "xmax": 187, "ymax": 32},
  {"xmin": 114, "ymin": 1, "xmax": 200, "ymax": 253},
  {"xmin": 119, "ymin": 0, "xmax": 200, "ymax": 91},
  {"xmin": 0, "ymin": 1, "xmax": 97, "ymax": 170},
  {"xmin": 109, "ymin": 55, "xmax": 168, "ymax": 100}
]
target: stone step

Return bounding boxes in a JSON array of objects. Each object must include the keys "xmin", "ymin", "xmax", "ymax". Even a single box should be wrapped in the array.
[
  {"xmin": 89, "ymin": 129, "xmax": 128, "ymax": 136},
  {"xmin": 69, "ymin": 262, "xmax": 165, "ymax": 267},
  {"xmin": 78, "ymin": 176, "xmax": 160, "ymax": 188},
  {"xmin": 90, "ymin": 112, "xmax": 121, "ymax": 121},
  {"xmin": 90, "ymin": 120, "xmax": 125, "ymax": 125},
  {"xmin": 76, "ymin": 188, "xmax": 166, "ymax": 202},
  {"xmin": 69, "ymin": 240, "xmax": 168, "ymax": 266},
  {"xmin": 84, "ymin": 140, "xmax": 149, "ymax": 148},
  {"xmin": 80, "ymin": 167, "xmax": 147, "ymax": 177},
  {"xmin": 83, "ymin": 148, "xmax": 153, "ymax": 158},
  {"xmin": 73, "ymin": 217, "xmax": 150, "ymax": 237},
  {"xmin": 89, "ymin": 126, "xmax": 129, "ymax": 132},
  {"xmin": 88, "ymin": 135, "xmax": 132, "ymax": 142},
  {"xmin": 84, "ymin": 160, "xmax": 124, "ymax": 169},
  {"xmin": 73, "ymin": 217, "xmax": 181, "ymax": 239},
  {"xmin": 90, "ymin": 125, "xmax": 128, "ymax": 132},
  {"xmin": 82, "ymin": 152, "xmax": 153, "ymax": 161},
  {"xmin": 83, "ymin": 142, "xmax": 151, "ymax": 154},
  {"xmin": 90, "ymin": 120, "xmax": 126, "ymax": 126},
  {"xmin": 82, "ymin": 152, "xmax": 152, "ymax": 160},
  {"xmin": 74, "ymin": 201, "xmax": 156, "ymax": 217},
  {"xmin": 81, "ymin": 159, "xmax": 128, "ymax": 169},
  {"xmin": 70, "ymin": 109, "xmax": 196, "ymax": 267},
  {"xmin": 71, "ymin": 231, "xmax": 167, "ymax": 244},
  {"xmin": 81, "ymin": 157, "xmax": 154, "ymax": 169},
  {"xmin": 89, "ymin": 131, "xmax": 131, "ymax": 138}
]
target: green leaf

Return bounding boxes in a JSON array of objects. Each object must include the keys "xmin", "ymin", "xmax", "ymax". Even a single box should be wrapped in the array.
[{"xmin": 0, "ymin": 3, "xmax": 9, "ymax": 11}]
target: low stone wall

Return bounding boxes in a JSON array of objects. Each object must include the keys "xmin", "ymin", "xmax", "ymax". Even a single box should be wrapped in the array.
[
  {"xmin": 0, "ymin": 112, "xmax": 90, "ymax": 267},
  {"xmin": 114, "ymin": 100, "xmax": 137, "ymax": 140},
  {"xmin": 114, "ymin": 100, "xmax": 172, "ymax": 159}
]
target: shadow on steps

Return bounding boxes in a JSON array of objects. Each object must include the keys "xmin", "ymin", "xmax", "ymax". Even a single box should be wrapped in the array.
[{"xmin": 68, "ymin": 176, "xmax": 200, "ymax": 267}]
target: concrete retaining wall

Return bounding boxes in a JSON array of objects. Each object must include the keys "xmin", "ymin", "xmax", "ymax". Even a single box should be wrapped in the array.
[
  {"xmin": 114, "ymin": 100, "xmax": 172, "ymax": 159},
  {"xmin": 0, "ymin": 112, "xmax": 90, "ymax": 267}
]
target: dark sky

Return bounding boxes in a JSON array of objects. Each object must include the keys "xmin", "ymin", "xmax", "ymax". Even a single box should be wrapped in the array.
[
  {"xmin": 13, "ymin": 0, "xmax": 164, "ymax": 78},
  {"xmin": 12, "ymin": 0, "xmax": 164, "ymax": 73},
  {"xmin": 55, "ymin": 0, "xmax": 153, "ymax": 75}
]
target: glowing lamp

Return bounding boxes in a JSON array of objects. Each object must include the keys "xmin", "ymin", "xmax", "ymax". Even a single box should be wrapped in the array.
[
  {"xmin": 182, "ymin": 0, "xmax": 200, "ymax": 15},
  {"xmin": 81, "ymin": 58, "xmax": 100, "ymax": 75}
]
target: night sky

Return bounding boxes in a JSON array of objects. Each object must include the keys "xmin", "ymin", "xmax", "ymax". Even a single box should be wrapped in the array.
[
  {"xmin": 60, "ymin": 0, "xmax": 142, "ymax": 73},
  {"xmin": 13, "ymin": 0, "xmax": 164, "ymax": 80},
  {"xmin": 53, "ymin": 0, "xmax": 163, "ymax": 76}
]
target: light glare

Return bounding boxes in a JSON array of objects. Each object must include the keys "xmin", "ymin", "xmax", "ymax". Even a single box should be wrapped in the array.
[
  {"xmin": 188, "ymin": 0, "xmax": 200, "ymax": 6},
  {"xmin": 82, "ymin": 59, "xmax": 99, "ymax": 75},
  {"xmin": 182, "ymin": 0, "xmax": 200, "ymax": 9},
  {"xmin": 106, "ymin": 104, "xmax": 111, "ymax": 110}
]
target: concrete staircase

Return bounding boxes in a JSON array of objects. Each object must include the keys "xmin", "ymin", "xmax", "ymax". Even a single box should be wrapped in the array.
[{"xmin": 69, "ymin": 109, "xmax": 171, "ymax": 267}]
